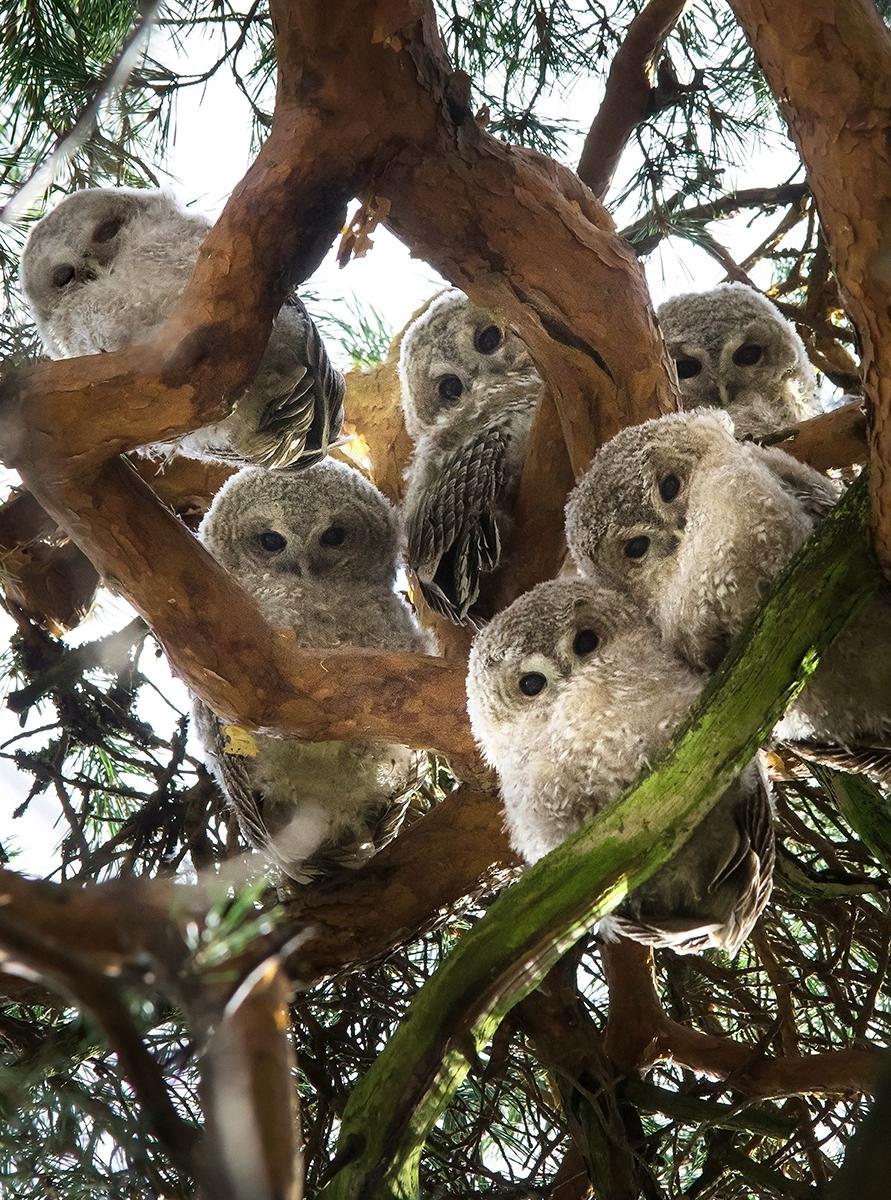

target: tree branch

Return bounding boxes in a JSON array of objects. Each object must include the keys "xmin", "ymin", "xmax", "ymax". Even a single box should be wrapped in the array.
[
  {"xmin": 0, "ymin": 780, "xmax": 517, "ymax": 999},
  {"xmin": 320, "ymin": 476, "xmax": 881, "ymax": 1198},
  {"xmin": 727, "ymin": 0, "xmax": 891, "ymax": 573},
  {"xmin": 601, "ymin": 938, "xmax": 882, "ymax": 1099},
  {"xmin": 759, "ymin": 399, "xmax": 868, "ymax": 472},
  {"xmin": 577, "ymin": 0, "xmax": 688, "ymax": 199},
  {"xmin": 0, "ymin": 0, "xmax": 675, "ymax": 762}
]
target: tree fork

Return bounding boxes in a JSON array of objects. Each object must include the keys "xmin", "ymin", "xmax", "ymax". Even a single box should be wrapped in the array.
[{"xmin": 0, "ymin": 0, "xmax": 675, "ymax": 760}]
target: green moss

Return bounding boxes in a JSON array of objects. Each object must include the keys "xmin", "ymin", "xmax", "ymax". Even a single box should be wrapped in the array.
[{"xmin": 323, "ymin": 475, "xmax": 879, "ymax": 1200}]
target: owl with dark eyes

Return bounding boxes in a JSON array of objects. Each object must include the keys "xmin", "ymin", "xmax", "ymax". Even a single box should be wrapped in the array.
[
  {"xmin": 21, "ymin": 187, "xmax": 343, "ymax": 468},
  {"xmin": 467, "ymin": 577, "xmax": 775, "ymax": 955},
  {"xmin": 399, "ymin": 289, "xmax": 541, "ymax": 623},
  {"xmin": 195, "ymin": 459, "xmax": 434, "ymax": 880},
  {"xmin": 657, "ymin": 284, "xmax": 820, "ymax": 438},
  {"xmin": 565, "ymin": 409, "xmax": 891, "ymax": 784}
]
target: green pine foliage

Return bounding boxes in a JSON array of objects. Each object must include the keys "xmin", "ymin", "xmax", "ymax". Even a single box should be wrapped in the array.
[{"xmin": 0, "ymin": 3, "xmax": 887, "ymax": 1198}]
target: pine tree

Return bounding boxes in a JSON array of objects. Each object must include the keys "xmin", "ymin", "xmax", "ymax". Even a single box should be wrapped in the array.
[{"xmin": 0, "ymin": 2, "xmax": 888, "ymax": 1197}]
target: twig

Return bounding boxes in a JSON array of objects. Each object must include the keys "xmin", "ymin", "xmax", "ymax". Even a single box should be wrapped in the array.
[
  {"xmin": 0, "ymin": 1, "xmax": 161, "ymax": 223},
  {"xmin": 577, "ymin": 0, "xmax": 688, "ymax": 198}
]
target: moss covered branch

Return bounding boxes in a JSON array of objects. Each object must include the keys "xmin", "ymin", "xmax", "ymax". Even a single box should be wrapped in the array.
[{"xmin": 320, "ymin": 476, "xmax": 880, "ymax": 1198}]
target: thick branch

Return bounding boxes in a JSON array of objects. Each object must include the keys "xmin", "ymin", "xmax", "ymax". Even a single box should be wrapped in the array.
[
  {"xmin": 0, "ymin": 0, "xmax": 675, "ymax": 757},
  {"xmin": 727, "ymin": 0, "xmax": 891, "ymax": 571},
  {"xmin": 760, "ymin": 399, "xmax": 868, "ymax": 472},
  {"xmin": 577, "ymin": 0, "xmax": 688, "ymax": 199},
  {"xmin": 12, "ymin": 457, "xmax": 478, "ymax": 769}
]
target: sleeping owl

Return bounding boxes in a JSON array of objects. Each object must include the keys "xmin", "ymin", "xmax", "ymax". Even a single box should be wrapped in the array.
[
  {"xmin": 195, "ymin": 459, "xmax": 434, "ymax": 880},
  {"xmin": 657, "ymin": 284, "xmax": 820, "ymax": 438},
  {"xmin": 467, "ymin": 577, "xmax": 775, "ymax": 954},
  {"xmin": 400, "ymin": 289, "xmax": 541, "ymax": 623},
  {"xmin": 565, "ymin": 409, "xmax": 891, "ymax": 782},
  {"xmin": 21, "ymin": 187, "xmax": 343, "ymax": 468}
]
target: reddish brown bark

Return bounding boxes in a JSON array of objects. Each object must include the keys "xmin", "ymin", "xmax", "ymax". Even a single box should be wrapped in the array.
[
  {"xmin": 577, "ymin": 0, "xmax": 688, "ymax": 199},
  {"xmin": 601, "ymin": 939, "xmax": 882, "ymax": 1098},
  {"xmin": 0, "ymin": 0, "xmax": 676, "ymax": 760},
  {"xmin": 728, "ymin": 0, "xmax": 891, "ymax": 573},
  {"xmin": 0, "ymin": 780, "xmax": 514, "ymax": 998}
]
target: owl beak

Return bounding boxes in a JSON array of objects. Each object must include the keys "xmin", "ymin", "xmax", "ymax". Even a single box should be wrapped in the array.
[
  {"xmin": 719, "ymin": 381, "xmax": 735, "ymax": 405},
  {"xmin": 76, "ymin": 263, "xmax": 98, "ymax": 284}
]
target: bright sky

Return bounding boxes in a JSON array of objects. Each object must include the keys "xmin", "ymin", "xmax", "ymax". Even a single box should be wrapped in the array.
[{"xmin": 0, "ymin": 12, "xmax": 813, "ymax": 875}]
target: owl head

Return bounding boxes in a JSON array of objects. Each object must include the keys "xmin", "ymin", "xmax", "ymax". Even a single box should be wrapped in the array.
[
  {"xmin": 399, "ymin": 289, "xmax": 536, "ymax": 438},
  {"xmin": 467, "ymin": 576, "xmax": 653, "ymax": 766},
  {"xmin": 565, "ymin": 409, "xmax": 740, "ymax": 604},
  {"xmin": 199, "ymin": 459, "xmax": 401, "ymax": 589},
  {"xmin": 20, "ymin": 187, "xmax": 209, "ymax": 351},
  {"xmin": 657, "ymin": 283, "xmax": 817, "ymax": 436}
]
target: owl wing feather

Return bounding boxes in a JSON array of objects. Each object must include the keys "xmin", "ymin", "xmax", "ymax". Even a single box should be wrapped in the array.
[
  {"xmin": 197, "ymin": 702, "xmax": 278, "ymax": 859},
  {"xmin": 784, "ymin": 739, "xmax": 891, "ymax": 789},
  {"xmin": 604, "ymin": 766, "xmax": 774, "ymax": 956},
  {"xmin": 197, "ymin": 702, "xmax": 428, "ymax": 883},
  {"xmin": 254, "ymin": 298, "xmax": 346, "ymax": 470},
  {"xmin": 754, "ymin": 445, "xmax": 841, "ymax": 522},
  {"xmin": 406, "ymin": 424, "xmax": 508, "ymax": 623}
]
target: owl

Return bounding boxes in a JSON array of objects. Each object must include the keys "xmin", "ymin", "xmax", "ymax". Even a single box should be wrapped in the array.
[
  {"xmin": 195, "ymin": 458, "xmax": 435, "ymax": 880},
  {"xmin": 399, "ymin": 289, "xmax": 541, "ymax": 623},
  {"xmin": 466, "ymin": 577, "xmax": 775, "ymax": 954},
  {"xmin": 657, "ymin": 283, "xmax": 820, "ymax": 438},
  {"xmin": 565, "ymin": 409, "xmax": 891, "ymax": 782},
  {"xmin": 20, "ymin": 187, "xmax": 344, "ymax": 468}
]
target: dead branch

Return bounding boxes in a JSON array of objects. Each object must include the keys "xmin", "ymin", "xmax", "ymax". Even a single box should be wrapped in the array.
[
  {"xmin": 0, "ymin": 908, "xmax": 199, "ymax": 1175},
  {"xmin": 0, "ymin": 781, "xmax": 516, "ymax": 997},
  {"xmin": 515, "ymin": 956, "xmax": 650, "ymax": 1200},
  {"xmin": 727, "ymin": 0, "xmax": 891, "ymax": 573},
  {"xmin": 622, "ymin": 182, "xmax": 809, "ymax": 257},
  {"xmin": 577, "ymin": 0, "xmax": 688, "ymax": 199}
]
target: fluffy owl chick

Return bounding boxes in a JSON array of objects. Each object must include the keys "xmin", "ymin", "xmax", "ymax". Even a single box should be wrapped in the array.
[
  {"xmin": 195, "ymin": 459, "xmax": 433, "ymax": 880},
  {"xmin": 657, "ymin": 283, "xmax": 820, "ymax": 438},
  {"xmin": 566, "ymin": 410, "xmax": 891, "ymax": 778},
  {"xmin": 21, "ymin": 187, "xmax": 343, "ymax": 468},
  {"xmin": 467, "ymin": 578, "xmax": 774, "ymax": 954},
  {"xmin": 400, "ymin": 289, "xmax": 541, "ymax": 623}
]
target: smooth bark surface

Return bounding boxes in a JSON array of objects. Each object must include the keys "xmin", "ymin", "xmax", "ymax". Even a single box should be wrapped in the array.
[{"xmin": 729, "ymin": 0, "xmax": 891, "ymax": 571}]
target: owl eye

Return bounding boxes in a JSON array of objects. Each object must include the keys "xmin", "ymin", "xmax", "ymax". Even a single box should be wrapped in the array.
[
  {"xmin": 319, "ymin": 525, "xmax": 346, "ymax": 547},
  {"xmin": 518, "ymin": 672, "xmax": 547, "ymax": 697},
  {"xmin": 474, "ymin": 325, "xmax": 503, "ymax": 354},
  {"xmin": 733, "ymin": 342, "xmax": 763, "ymax": 366},
  {"xmin": 624, "ymin": 535, "xmax": 650, "ymax": 560},
  {"xmin": 258, "ymin": 530, "xmax": 287, "ymax": 552},
  {"xmin": 675, "ymin": 357, "xmax": 702, "ymax": 379},
  {"xmin": 659, "ymin": 473, "xmax": 681, "ymax": 502},
  {"xmin": 93, "ymin": 217, "xmax": 124, "ymax": 243},
  {"xmin": 572, "ymin": 629, "xmax": 599, "ymax": 656},
  {"xmin": 437, "ymin": 374, "xmax": 464, "ymax": 402},
  {"xmin": 52, "ymin": 264, "xmax": 76, "ymax": 288}
]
